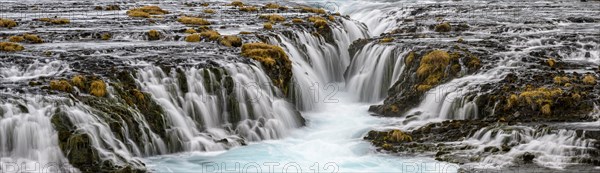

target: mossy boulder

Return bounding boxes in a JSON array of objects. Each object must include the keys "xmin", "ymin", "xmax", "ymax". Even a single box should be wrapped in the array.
[{"xmin": 241, "ymin": 43, "xmax": 293, "ymax": 95}]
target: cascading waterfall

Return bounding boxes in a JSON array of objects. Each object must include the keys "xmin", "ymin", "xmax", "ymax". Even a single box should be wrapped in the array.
[
  {"xmin": 464, "ymin": 126, "xmax": 597, "ymax": 169},
  {"xmin": 345, "ymin": 42, "xmax": 408, "ymax": 102},
  {"xmin": 0, "ymin": 95, "xmax": 75, "ymax": 172},
  {"xmin": 0, "ymin": 60, "xmax": 69, "ymax": 82},
  {"xmin": 269, "ymin": 18, "xmax": 368, "ymax": 110},
  {"xmin": 136, "ymin": 62, "xmax": 303, "ymax": 151}
]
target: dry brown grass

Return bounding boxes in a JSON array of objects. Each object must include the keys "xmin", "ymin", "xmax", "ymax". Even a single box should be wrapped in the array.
[
  {"xmin": 0, "ymin": 18, "xmax": 17, "ymax": 28},
  {"xmin": 0, "ymin": 42, "xmax": 24, "ymax": 52},
  {"xmin": 264, "ymin": 3, "xmax": 280, "ymax": 9},
  {"xmin": 300, "ymin": 7, "xmax": 326, "ymax": 14},
  {"xmin": 8, "ymin": 36, "xmax": 24, "ymax": 42},
  {"xmin": 259, "ymin": 14, "xmax": 285, "ymax": 22},
  {"xmin": 200, "ymin": 30, "xmax": 220, "ymax": 41},
  {"xmin": 241, "ymin": 43, "xmax": 290, "ymax": 67},
  {"xmin": 292, "ymin": 18, "xmax": 304, "ymax": 23},
  {"xmin": 127, "ymin": 6, "xmax": 168, "ymax": 18},
  {"xmin": 50, "ymin": 80, "xmax": 73, "ymax": 93},
  {"xmin": 263, "ymin": 22, "xmax": 273, "ymax": 30},
  {"xmin": 90, "ymin": 80, "xmax": 107, "ymax": 97},
  {"xmin": 148, "ymin": 30, "xmax": 160, "ymax": 40},
  {"xmin": 185, "ymin": 34, "xmax": 201, "ymax": 42},
  {"xmin": 71, "ymin": 75, "xmax": 86, "ymax": 89},
  {"xmin": 434, "ymin": 22, "xmax": 451, "ymax": 32},
  {"xmin": 239, "ymin": 6, "xmax": 258, "ymax": 12},
  {"xmin": 184, "ymin": 28, "xmax": 197, "ymax": 34},
  {"xmin": 220, "ymin": 35, "xmax": 242, "ymax": 47},
  {"xmin": 24, "ymin": 34, "xmax": 43, "ymax": 43},
  {"xmin": 583, "ymin": 74, "xmax": 596, "ymax": 85},
  {"xmin": 379, "ymin": 37, "xmax": 394, "ymax": 43},
  {"xmin": 203, "ymin": 9, "xmax": 215, "ymax": 14},
  {"xmin": 231, "ymin": 1, "xmax": 244, "ymax": 7},
  {"xmin": 178, "ymin": 16, "xmax": 210, "ymax": 25}
]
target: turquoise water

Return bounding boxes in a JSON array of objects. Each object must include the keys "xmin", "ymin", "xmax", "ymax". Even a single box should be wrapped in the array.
[{"xmin": 145, "ymin": 92, "xmax": 458, "ymax": 173}]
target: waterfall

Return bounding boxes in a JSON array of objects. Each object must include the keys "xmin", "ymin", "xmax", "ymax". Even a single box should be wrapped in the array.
[
  {"xmin": 0, "ymin": 95, "xmax": 75, "ymax": 172},
  {"xmin": 269, "ymin": 18, "xmax": 368, "ymax": 110},
  {"xmin": 345, "ymin": 42, "xmax": 407, "ymax": 102},
  {"xmin": 464, "ymin": 126, "xmax": 597, "ymax": 169},
  {"xmin": 136, "ymin": 62, "xmax": 304, "ymax": 150},
  {"xmin": 0, "ymin": 60, "xmax": 69, "ymax": 82}
]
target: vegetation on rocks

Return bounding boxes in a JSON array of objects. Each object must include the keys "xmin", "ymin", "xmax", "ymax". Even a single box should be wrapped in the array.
[
  {"xmin": 203, "ymin": 9, "xmax": 215, "ymax": 14},
  {"xmin": 0, "ymin": 18, "xmax": 17, "ymax": 28},
  {"xmin": 220, "ymin": 35, "xmax": 242, "ymax": 47},
  {"xmin": 292, "ymin": 18, "xmax": 304, "ymax": 23},
  {"xmin": 241, "ymin": 43, "xmax": 292, "ymax": 94},
  {"xmin": 231, "ymin": 1, "xmax": 244, "ymax": 7},
  {"xmin": 185, "ymin": 34, "xmax": 201, "ymax": 42},
  {"xmin": 23, "ymin": 34, "xmax": 43, "ymax": 43},
  {"xmin": 300, "ymin": 7, "xmax": 326, "ymax": 14},
  {"xmin": 264, "ymin": 3, "xmax": 281, "ymax": 9},
  {"xmin": 50, "ymin": 80, "xmax": 73, "ymax": 93},
  {"xmin": 101, "ymin": 33, "xmax": 111, "ymax": 40},
  {"xmin": 0, "ymin": 42, "xmax": 24, "ymax": 52},
  {"xmin": 39, "ymin": 18, "xmax": 70, "ymax": 24},
  {"xmin": 260, "ymin": 14, "xmax": 286, "ymax": 23},
  {"xmin": 416, "ymin": 50, "xmax": 451, "ymax": 92},
  {"xmin": 263, "ymin": 22, "xmax": 273, "ymax": 30},
  {"xmin": 200, "ymin": 30, "xmax": 220, "ymax": 41},
  {"xmin": 379, "ymin": 37, "xmax": 394, "ymax": 43},
  {"xmin": 90, "ymin": 80, "xmax": 107, "ymax": 97},
  {"xmin": 178, "ymin": 16, "xmax": 210, "ymax": 25},
  {"xmin": 582, "ymin": 74, "xmax": 596, "ymax": 85},
  {"xmin": 434, "ymin": 22, "xmax": 451, "ymax": 32},
  {"xmin": 8, "ymin": 36, "xmax": 24, "ymax": 42},
  {"xmin": 184, "ymin": 28, "xmax": 197, "ymax": 34},
  {"xmin": 148, "ymin": 30, "xmax": 160, "ymax": 40},
  {"xmin": 127, "ymin": 6, "xmax": 168, "ymax": 18},
  {"xmin": 240, "ymin": 6, "xmax": 258, "ymax": 12}
]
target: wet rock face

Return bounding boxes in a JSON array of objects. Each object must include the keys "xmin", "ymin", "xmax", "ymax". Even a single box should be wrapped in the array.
[
  {"xmin": 357, "ymin": 0, "xmax": 600, "ymax": 169},
  {"xmin": 0, "ymin": 1, "xmax": 339, "ymax": 172}
]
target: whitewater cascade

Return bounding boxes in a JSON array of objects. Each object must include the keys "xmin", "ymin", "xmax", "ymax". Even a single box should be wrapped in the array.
[{"xmin": 269, "ymin": 18, "xmax": 368, "ymax": 110}]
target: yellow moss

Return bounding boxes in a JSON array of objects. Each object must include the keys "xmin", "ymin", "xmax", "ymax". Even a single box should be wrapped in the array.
[
  {"xmin": 24, "ymin": 34, "xmax": 43, "ymax": 43},
  {"xmin": 300, "ymin": 7, "xmax": 326, "ymax": 14},
  {"xmin": 313, "ymin": 19, "xmax": 328, "ymax": 29},
  {"xmin": 263, "ymin": 22, "xmax": 273, "ymax": 30},
  {"xmin": 328, "ymin": 15, "xmax": 335, "ymax": 21},
  {"xmin": 405, "ymin": 51, "xmax": 416, "ymax": 64},
  {"xmin": 239, "ymin": 6, "xmax": 258, "ymax": 12},
  {"xmin": 308, "ymin": 16, "xmax": 325, "ymax": 22},
  {"xmin": 184, "ymin": 28, "xmax": 197, "ymax": 34},
  {"xmin": 259, "ymin": 14, "xmax": 285, "ymax": 22},
  {"xmin": 241, "ymin": 43, "xmax": 290, "ymax": 67},
  {"xmin": 505, "ymin": 94, "xmax": 519, "ymax": 110},
  {"xmin": 388, "ymin": 130, "xmax": 412, "ymax": 143},
  {"xmin": 291, "ymin": 18, "xmax": 304, "ymax": 23},
  {"xmin": 572, "ymin": 93, "xmax": 581, "ymax": 101},
  {"xmin": 416, "ymin": 85, "xmax": 433, "ymax": 92},
  {"xmin": 185, "ymin": 34, "xmax": 201, "ymax": 42},
  {"xmin": 220, "ymin": 35, "xmax": 242, "ymax": 47},
  {"xmin": 564, "ymin": 83, "xmax": 572, "ymax": 87},
  {"xmin": 200, "ymin": 30, "xmax": 221, "ymax": 41},
  {"xmin": 133, "ymin": 89, "xmax": 145, "ymax": 101},
  {"xmin": 127, "ymin": 11, "xmax": 150, "ymax": 18},
  {"xmin": 239, "ymin": 31, "xmax": 253, "ymax": 34},
  {"xmin": 0, "ymin": 42, "xmax": 24, "ymax": 52},
  {"xmin": 71, "ymin": 75, "xmax": 86, "ymax": 89},
  {"xmin": 203, "ymin": 9, "xmax": 215, "ymax": 14},
  {"xmin": 547, "ymin": 58, "xmax": 556, "ymax": 68},
  {"xmin": 467, "ymin": 57, "xmax": 481, "ymax": 69},
  {"xmin": 434, "ymin": 22, "xmax": 451, "ymax": 32},
  {"xmin": 264, "ymin": 3, "xmax": 280, "ymax": 9},
  {"xmin": 127, "ymin": 6, "xmax": 168, "ymax": 18},
  {"xmin": 90, "ymin": 80, "xmax": 107, "ymax": 97},
  {"xmin": 50, "ymin": 80, "xmax": 73, "ymax": 93},
  {"xmin": 417, "ymin": 50, "xmax": 450, "ymax": 79},
  {"xmin": 0, "ymin": 18, "xmax": 17, "ymax": 28},
  {"xmin": 231, "ymin": 1, "xmax": 244, "ymax": 7},
  {"xmin": 519, "ymin": 87, "xmax": 563, "ymax": 108},
  {"xmin": 148, "ymin": 30, "xmax": 160, "ymax": 40},
  {"xmin": 541, "ymin": 104, "xmax": 552, "ymax": 115},
  {"xmin": 553, "ymin": 76, "xmax": 570, "ymax": 85},
  {"xmin": 457, "ymin": 37, "xmax": 464, "ymax": 43},
  {"xmin": 178, "ymin": 16, "xmax": 210, "ymax": 25},
  {"xmin": 200, "ymin": 3, "xmax": 209, "ymax": 7},
  {"xmin": 582, "ymin": 74, "xmax": 596, "ymax": 85},
  {"xmin": 101, "ymin": 33, "xmax": 111, "ymax": 40},
  {"xmin": 390, "ymin": 105, "xmax": 399, "ymax": 113},
  {"xmin": 379, "ymin": 37, "xmax": 394, "ymax": 43},
  {"xmin": 8, "ymin": 36, "xmax": 24, "ymax": 42}
]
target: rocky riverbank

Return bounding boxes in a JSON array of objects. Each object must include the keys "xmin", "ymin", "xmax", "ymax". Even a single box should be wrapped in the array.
[{"xmin": 357, "ymin": 0, "xmax": 600, "ymax": 170}]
